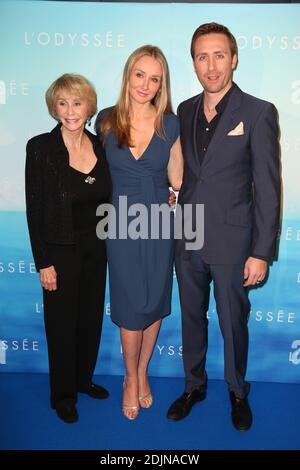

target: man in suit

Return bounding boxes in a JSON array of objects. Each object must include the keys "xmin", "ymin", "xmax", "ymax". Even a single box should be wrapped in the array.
[{"xmin": 167, "ymin": 23, "xmax": 281, "ymax": 431}]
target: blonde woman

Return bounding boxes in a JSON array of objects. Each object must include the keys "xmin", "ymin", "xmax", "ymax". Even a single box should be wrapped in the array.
[{"xmin": 96, "ymin": 45, "xmax": 183, "ymax": 420}]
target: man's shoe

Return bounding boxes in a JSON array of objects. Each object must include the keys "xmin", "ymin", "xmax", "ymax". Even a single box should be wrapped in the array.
[
  {"xmin": 80, "ymin": 383, "xmax": 109, "ymax": 400},
  {"xmin": 167, "ymin": 389, "xmax": 206, "ymax": 421},
  {"xmin": 55, "ymin": 404, "xmax": 78, "ymax": 424},
  {"xmin": 230, "ymin": 391, "xmax": 253, "ymax": 431}
]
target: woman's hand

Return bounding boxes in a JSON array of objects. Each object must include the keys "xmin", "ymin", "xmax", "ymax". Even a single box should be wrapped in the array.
[
  {"xmin": 40, "ymin": 266, "xmax": 57, "ymax": 291},
  {"xmin": 169, "ymin": 190, "xmax": 176, "ymax": 208}
]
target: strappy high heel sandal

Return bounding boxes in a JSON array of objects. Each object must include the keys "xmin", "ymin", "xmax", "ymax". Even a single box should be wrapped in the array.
[
  {"xmin": 138, "ymin": 391, "xmax": 153, "ymax": 409},
  {"xmin": 123, "ymin": 377, "xmax": 139, "ymax": 420}
]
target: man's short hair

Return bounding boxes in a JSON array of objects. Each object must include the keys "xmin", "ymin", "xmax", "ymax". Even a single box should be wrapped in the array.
[{"xmin": 191, "ymin": 22, "xmax": 238, "ymax": 59}]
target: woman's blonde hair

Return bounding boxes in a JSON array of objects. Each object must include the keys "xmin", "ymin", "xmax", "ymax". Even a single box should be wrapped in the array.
[
  {"xmin": 100, "ymin": 45, "xmax": 173, "ymax": 147},
  {"xmin": 45, "ymin": 73, "xmax": 97, "ymax": 121}
]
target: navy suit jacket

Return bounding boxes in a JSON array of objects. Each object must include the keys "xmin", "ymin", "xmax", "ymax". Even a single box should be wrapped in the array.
[{"xmin": 176, "ymin": 84, "xmax": 281, "ymax": 264}]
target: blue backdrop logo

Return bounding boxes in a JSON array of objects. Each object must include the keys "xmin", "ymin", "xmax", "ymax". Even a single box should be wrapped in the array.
[
  {"xmin": 291, "ymin": 81, "xmax": 300, "ymax": 104},
  {"xmin": 0, "ymin": 80, "xmax": 29, "ymax": 102},
  {"xmin": 236, "ymin": 35, "xmax": 300, "ymax": 50},
  {"xmin": 0, "ymin": 81, "xmax": 6, "ymax": 105},
  {"xmin": 24, "ymin": 31, "xmax": 126, "ymax": 48},
  {"xmin": 289, "ymin": 340, "xmax": 300, "ymax": 365},
  {"xmin": 0, "ymin": 341, "xmax": 6, "ymax": 365}
]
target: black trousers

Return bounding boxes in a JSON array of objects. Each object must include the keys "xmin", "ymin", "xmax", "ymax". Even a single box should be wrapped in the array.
[
  {"xmin": 43, "ymin": 230, "xmax": 107, "ymax": 409},
  {"xmin": 176, "ymin": 253, "xmax": 250, "ymax": 399}
]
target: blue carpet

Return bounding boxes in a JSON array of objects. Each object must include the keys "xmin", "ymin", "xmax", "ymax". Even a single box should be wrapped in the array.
[{"xmin": 0, "ymin": 373, "xmax": 299, "ymax": 450}]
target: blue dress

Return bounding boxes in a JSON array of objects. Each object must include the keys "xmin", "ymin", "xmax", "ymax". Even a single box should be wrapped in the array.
[{"xmin": 103, "ymin": 113, "xmax": 180, "ymax": 330}]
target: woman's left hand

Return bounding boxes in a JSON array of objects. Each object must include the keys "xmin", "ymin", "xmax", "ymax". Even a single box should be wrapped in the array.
[{"xmin": 169, "ymin": 190, "xmax": 176, "ymax": 208}]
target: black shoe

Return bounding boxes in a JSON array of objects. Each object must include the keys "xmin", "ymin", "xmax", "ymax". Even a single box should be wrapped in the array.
[
  {"xmin": 55, "ymin": 404, "xmax": 78, "ymax": 424},
  {"xmin": 80, "ymin": 383, "xmax": 109, "ymax": 400},
  {"xmin": 230, "ymin": 391, "xmax": 253, "ymax": 431},
  {"xmin": 167, "ymin": 389, "xmax": 206, "ymax": 421}
]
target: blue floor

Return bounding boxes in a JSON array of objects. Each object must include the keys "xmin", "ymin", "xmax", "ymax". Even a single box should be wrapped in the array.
[{"xmin": 0, "ymin": 373, "xmax": 299, "ymax": 450}]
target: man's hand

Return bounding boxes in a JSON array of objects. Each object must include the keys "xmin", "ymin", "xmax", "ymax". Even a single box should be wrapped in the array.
[
  {"xmin": 40, "ymin": 265, "xmax": 57, "ymax": 291},
  {"xmin": 243, "ymin": 257, "xmax": 268, "ymax": 287}
]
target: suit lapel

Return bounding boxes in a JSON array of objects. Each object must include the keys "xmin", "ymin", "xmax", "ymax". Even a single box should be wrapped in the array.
[
  {"xmin": 182, "ymin": 93, "xmax": 203, "ymax": 176},
  {"xmin": 192, "ymin": 93, "xmax": 203, "ymax": 162},
  {"xmin": 201, "ymin": 85, "xmax": 243, "ymax": 171}
]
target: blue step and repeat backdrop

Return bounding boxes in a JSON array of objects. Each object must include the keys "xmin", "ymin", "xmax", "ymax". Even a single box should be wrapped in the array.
[{"xmin": 0, "ymin": 1, "xmax": 299, "ymax": 383}]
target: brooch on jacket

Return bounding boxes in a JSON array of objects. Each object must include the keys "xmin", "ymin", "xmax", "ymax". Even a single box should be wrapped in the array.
[{"xmin": 84, "ymin": 176, "xmax": 96, "ymax": 184}]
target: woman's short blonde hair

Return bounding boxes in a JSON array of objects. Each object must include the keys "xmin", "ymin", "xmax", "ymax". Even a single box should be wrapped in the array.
[{"xmin": 45, "ymin": 73, "xmax": 97, "ymax": 120}]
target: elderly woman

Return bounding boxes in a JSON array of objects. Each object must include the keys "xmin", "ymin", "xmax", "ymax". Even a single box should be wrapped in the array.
[{"xmin": 25, "ymin": 74, "xmax": 111, "ymax": 423}]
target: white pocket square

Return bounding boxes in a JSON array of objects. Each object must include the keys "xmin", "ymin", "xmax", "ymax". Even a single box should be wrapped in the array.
[{"xmin": 227, "ymin": 121, "xmax": 244, "ymax": 136}]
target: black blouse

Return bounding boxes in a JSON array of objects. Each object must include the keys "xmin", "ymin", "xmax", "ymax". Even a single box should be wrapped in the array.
[{"xmin": 70, "ymin": 159, "xmax": 110, "ymax": 231}]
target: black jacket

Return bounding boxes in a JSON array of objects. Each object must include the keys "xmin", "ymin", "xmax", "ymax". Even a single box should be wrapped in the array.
[
  {"xmin": 176, "ymin": 84, "xmax": 281, "ymax": 264},
  {"xmin": 25, "ymin": 124, "xmax": 111, "ymax": 270}
]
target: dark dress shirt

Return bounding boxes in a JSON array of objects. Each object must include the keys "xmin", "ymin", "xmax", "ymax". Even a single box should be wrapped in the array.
[{"xmin": 196, "ymin": 84, "xmax": 235, "ymax": 167}]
